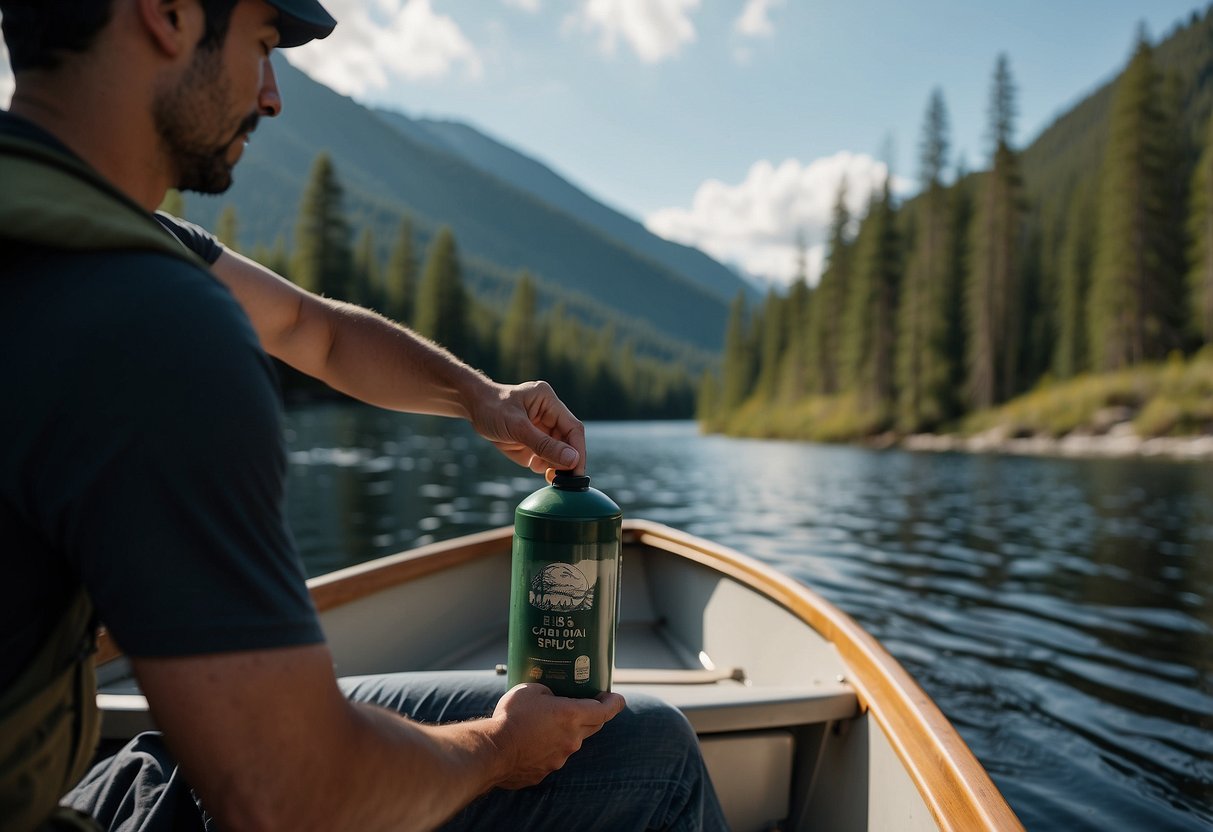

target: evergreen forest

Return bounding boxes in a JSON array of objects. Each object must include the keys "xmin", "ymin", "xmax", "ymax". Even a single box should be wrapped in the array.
[
  {"xmin": 168, "ymin": 153, "xmax": 700, "ymax": 421},
  {"xmin": 700, "ymin": 20, "xmax": 1213, "ymax": 442}
]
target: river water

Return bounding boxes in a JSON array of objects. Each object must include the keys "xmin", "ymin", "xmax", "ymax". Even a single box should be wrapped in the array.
[{"xmin": 283, "ymin": 404, "xmax": 1213, "ymax": 831}]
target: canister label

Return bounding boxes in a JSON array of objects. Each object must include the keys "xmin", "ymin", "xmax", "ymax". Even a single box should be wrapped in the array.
[{"xmin": 508, "ymin": 546, "xmax": 618, "ymax": 697}]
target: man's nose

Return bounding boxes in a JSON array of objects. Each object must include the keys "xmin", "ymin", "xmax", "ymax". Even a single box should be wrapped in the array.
[{"xmin": 259, "ymin": 58, "xmax": 282, "ymax": 117}]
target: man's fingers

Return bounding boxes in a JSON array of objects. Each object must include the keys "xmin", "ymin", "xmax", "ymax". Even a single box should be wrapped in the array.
[
  {"xmin": 596, "ymin": 692, "xmax": 626, "ymax": 719},
  {"xmin": 522, "ymin": 423, "xmax": 579, "ymax": 471}
]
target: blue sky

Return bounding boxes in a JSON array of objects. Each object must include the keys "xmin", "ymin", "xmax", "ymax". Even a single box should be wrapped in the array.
[{"xmin": 1, "ymin": 1, "xmax": 1205, "ymax": 285}]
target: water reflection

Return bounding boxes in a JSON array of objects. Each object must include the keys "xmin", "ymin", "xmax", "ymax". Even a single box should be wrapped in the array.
[{"xmin": 282, "ymin": 404, "xmax": 1213, "ymax": 830}]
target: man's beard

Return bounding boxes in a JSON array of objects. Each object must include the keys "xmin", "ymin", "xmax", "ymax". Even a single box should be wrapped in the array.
[{"xmin": 153, "ymin": 47, "xmax": 258, "ymax": 195}]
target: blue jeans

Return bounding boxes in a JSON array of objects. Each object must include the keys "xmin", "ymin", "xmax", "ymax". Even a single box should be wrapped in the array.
[
  {"xmin": 340, "ymin": 671, "xmax": 728, "ymax": 831},
  {"xmin": 64, "ymin": 672, "xmax": 728, "ymax": 831}
]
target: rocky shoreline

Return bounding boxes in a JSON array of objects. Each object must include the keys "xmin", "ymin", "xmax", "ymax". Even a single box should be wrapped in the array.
[{"xmin": 900, "ymin": 422, "xmax": 1213, "ymax": 461}]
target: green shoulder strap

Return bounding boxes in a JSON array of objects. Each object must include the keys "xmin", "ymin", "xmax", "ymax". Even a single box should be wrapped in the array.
[
  {"xmin": 0, "ymin": 132, "xmax": 205, "ymax": 267},
  {"xmin": 0, "ymin": 588, "xmax": 103, "ymax": 832}
]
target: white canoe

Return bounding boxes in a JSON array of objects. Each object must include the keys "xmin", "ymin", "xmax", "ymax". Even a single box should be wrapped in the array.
[{"xmin": 96, "ymin": 520, "xmax": 1024, "ymax": 831}]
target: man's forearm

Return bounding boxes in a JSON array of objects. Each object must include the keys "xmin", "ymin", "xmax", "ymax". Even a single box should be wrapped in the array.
[
  {"xmin": 134, "ymin": 647, "xmax": 507, "ymax": 832},
  {"xmin": 330, "ymin": 701, "xmax": 504, "ymax": 831},
  {"xmin": 299, "ymin": 297, "xmax": 497, "ymax": 419},
  {"xmin": 212, "ymin": 249, "xmax": 496, "ymax": 419},
  {"xmin": 212, "ymin": 248, "xmax": 585, "ymax": 473}
]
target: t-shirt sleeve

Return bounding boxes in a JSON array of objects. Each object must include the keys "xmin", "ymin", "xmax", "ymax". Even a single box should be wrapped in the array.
[
  {"xmin": 154, "ymin": 212, "xmax": 225, "ymax": 265},
  {"xmin": 34, "ymin": 254, "xmax": 322, "ymax": 656}
]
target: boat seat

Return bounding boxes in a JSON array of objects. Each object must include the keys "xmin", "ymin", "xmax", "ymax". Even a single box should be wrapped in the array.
[
  {"xmin": 98, "ymin": 666, "xmax": 858, "ymax": 738},
  {"xmin": 615, "ymin": 675, "xmax": 857, "ymax": 734}
]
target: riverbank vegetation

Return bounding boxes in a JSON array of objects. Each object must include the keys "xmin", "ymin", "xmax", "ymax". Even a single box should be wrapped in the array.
[
  {"xmin": 961, "ymin": 348, "xmax": 1213, "ymax": 440},
  {"xmin": 700, "ymin": 17, "xmax": 1213, "ymax": 447}
]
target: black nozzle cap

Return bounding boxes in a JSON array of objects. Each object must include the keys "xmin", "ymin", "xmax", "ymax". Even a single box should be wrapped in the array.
[{"xmin": 552, "ymin": 470, "xmax": 590, "ymax": 491}]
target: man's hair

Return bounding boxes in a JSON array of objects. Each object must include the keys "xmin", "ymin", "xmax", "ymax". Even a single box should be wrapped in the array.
[{"xmin": 1, "ymin": 0, "xmax": 240, "ymax": 73}]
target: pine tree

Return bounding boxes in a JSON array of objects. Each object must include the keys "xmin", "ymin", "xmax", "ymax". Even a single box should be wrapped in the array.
[
  {"xmin": 1054, "ymin": 184, "xmax": 1096, "ymax": 377},
  {"xmin": 215, "ymin": 205, "xmax": 239, "ymax": 251},
  {"xmin": 352, "ymin": 227, "xmax": 380, "ymax": 309},
  {"xmin": 720, "ymin": 292, "xmax": 754, "ymax": 412},
  {"xmin": 966, "ymin": 54, "xmax": 1025, "ymax": 408},
  {"xmin": 696, "ymin": 370, "xmax": 721, "ymax": 426},
  {"xmin": 385, "ymin": 217, "xmax": 418, "ymax": 325},
  {"xmin": 291, "ymin": 153, "xmax": 353, "ymax": 299},
  {"xmin": 1190, "ymin": 114, "xmax": 1213, "ymax": 345},
  {"xmin": 1089, "ymin": 32, "xmax": 1186, "ymax": 368},
  {"xmin": 897, "ymin": 89, "xmax": 956, "ymax": 431},
  {"xmin": 808, "ymin": 181, "xmax": 852, "ymax": 394},
  {"xmin": 499, "ymin": 272, "xmax": 540, "ymax": 382},
  {"xmin": 415, "ymin": 227, "xmax": 468, "ymax": 357},
  {"xmin": 777, "ymin": 274, "xmax": 812, "ymax": 402},
  {"xmin": 842, "ymin": 177, "xmax": 900, "ymax": 410},
  {"xmin": 753, "ymin": 290, "xmax": 786, "ymax": 400},
  {"xmin": 948, "ymin": 162, "xmax": 974, "ymax": 394}
]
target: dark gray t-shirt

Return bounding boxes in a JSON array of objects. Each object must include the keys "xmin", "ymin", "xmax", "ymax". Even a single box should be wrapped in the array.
[
  {"xmin": 0, "ymin": 113, "xmax": 323, "ymax": 688},
  {"xmin": 155, "ymin": 213, "xmax": 225, "ymax": 265}
]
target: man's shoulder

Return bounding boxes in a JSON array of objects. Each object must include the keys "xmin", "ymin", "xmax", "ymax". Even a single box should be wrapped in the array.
[
  {"xmin": 4, "ymin": 244, "xmax": 268, "ymax": 407},
  {"xmin": 13, "ymin": 243, "xmax": 241, "ymax": 327}
]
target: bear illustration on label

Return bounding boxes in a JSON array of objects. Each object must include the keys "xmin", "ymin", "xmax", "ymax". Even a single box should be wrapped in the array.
[{"xmin": 529, "ymin": 562, "xmax": 596, "ymax": 611}]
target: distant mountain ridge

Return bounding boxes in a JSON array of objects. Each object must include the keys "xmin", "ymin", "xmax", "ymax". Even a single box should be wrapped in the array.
[
  {"xmin": 373, "ymin": 110, "xmax": 753, "ymax": 305},
  {"xmin": 185, "ymin": 60, "xmax": 748, "ymax": 351}
]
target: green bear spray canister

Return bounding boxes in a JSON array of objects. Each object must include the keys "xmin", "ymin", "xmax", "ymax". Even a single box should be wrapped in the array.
[{"xmin": 507, "ymin": 471, "xmax": 621, "ymax": 698}]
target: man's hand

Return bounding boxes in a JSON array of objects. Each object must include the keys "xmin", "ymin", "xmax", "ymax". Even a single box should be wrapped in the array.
[
  {"xmin": 470, "ymin": 381, "xmax": 588, "ymax": 476},
  {"xmin": 485, "ymin": 684, "xmax": 626, "ymax": 789}
]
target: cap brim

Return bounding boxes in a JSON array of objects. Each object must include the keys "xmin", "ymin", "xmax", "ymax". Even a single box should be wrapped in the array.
[{"xmin": 270, "ymin": 1, "xmax": 337, "ymax": 48}]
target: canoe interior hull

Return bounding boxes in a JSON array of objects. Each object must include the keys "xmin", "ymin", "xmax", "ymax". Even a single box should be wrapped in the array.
[{"xmin": 96, "ymin": 521, "xmax": 1022, "ymax": 832}]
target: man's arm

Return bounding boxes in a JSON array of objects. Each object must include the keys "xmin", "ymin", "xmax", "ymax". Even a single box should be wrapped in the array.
[
  {"xmin": 213, "ymin": 248, "xmax": 585, "ymax": 474},
  {"xmin": 132, "ymin": 645, "xmax": 625, "ymax": 832}
]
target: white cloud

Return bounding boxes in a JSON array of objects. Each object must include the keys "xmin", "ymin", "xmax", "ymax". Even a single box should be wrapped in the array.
[
  {"xmin": 734, "ymin": 0, "xmax": 783, "ymax": 38},
  {"xmin": 646, "ymin": 152, "xmax": 906, "ymax": 287},
  {"xmin": 503, "ymin": 0, "xmax": 541, "ymax": 11},
  {"xmin": 567, "ymin": 0, "xmax": 701, "ymax": 64},
  {"xmin": 284, "ymin": 0, "xmax": 481, "ymax": 96}
]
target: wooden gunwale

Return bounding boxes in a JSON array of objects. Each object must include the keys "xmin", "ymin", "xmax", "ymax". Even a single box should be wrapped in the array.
[{"xmin": 95, "ymin": 519, "xmax": 1024, "ymax": 831}]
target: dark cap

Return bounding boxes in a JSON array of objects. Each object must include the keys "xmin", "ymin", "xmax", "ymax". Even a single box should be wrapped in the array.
[{"xmin": 267, "ymin": 0, "xmax": 337, "ymax": 48}]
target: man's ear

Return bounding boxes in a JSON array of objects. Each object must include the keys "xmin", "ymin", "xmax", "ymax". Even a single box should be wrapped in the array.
[{"xmin": 136, "ymin": 0, "xmax": 204, "ymax": 58}]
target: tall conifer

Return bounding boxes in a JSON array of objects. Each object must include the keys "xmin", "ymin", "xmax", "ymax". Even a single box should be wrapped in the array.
[
  {"xmin": 777, "ymin": 275, "xmax": 812, "ymax": 402},
  {"xmin": 415, "ymin": 227, "xmax": 468, "ymax": 356},
  {"xmin": 1188, "ymin": 111, "xmax": 1213, "ymax": 345},
  {"xmin": 351, "ymin": 227, "xmax": 380, "ymax": 308},
  {"xmin": 897, "ymin": 89, "xmax": 956, "ymax": 431},
  {"xmin": 720, "ymin": 292, "xmax": 754, "ymax": 412},
  {"xmin": 754, "ymin": 290, "xmax": 786, "ymax": 400},
  {"xmin": 842, "ymin": 177, "xmax": 900, "ymax": 410},
  {"xmin": 499, "ymin": 272, "xmax": 540, "ymax": 382},
  {"xmin": 291, "ymin": 153, "xmax": 353, "ymax": 299},
  {"xmin": 385, "ymin": 217, "xmax": 418, "ymax": 325},
  {"xmin": 808, "ymin": 181, "xmax": 852, "ymax": 394},
  {"xmin": 1089, "ymin": 32, "xmax": 1185, "ymax": 368},
  {"xmin": 1054, "ymin": 184, "xmax": 1096, "ymax": 377},
  {"xmin": 966, "ymin": 54, "xmax": 1025, "ymax": 408}
]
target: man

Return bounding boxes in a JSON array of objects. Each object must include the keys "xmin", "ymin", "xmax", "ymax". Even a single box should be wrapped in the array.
[{"xmin": 0, "ymin": 1, "xmax": 725, "ymax": 829}]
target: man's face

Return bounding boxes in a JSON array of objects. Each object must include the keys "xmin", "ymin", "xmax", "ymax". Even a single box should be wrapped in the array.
[{"xmin": 153, "ymin": 0, "xmax": 282, "ymax": 194}]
